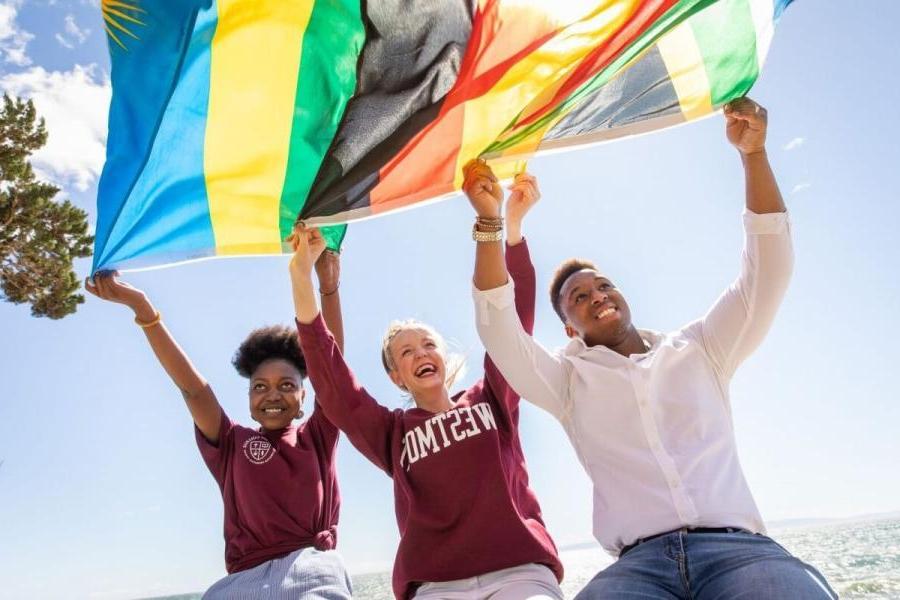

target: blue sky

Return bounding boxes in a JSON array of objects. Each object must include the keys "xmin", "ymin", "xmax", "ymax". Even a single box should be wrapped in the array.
[{"xmin": 1, "ymin": 1, "xmax": 899, "ymax": 599}]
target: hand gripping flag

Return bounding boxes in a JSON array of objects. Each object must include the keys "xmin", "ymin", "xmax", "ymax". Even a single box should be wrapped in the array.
[{"xmin": 93, "ymin": 0, "xmax": 793, "ymax": 272}]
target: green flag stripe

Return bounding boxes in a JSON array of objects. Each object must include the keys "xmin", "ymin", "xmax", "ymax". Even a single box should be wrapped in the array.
[
  {"xmin": 690, "ymin": 0, "xmax": 759, "ymax": 106},
  {"xmin": 279, "ymin": 0, "xmax": 364, "ymax": 245}
]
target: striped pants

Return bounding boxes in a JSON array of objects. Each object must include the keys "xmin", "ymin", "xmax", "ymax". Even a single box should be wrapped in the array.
[{"xmin": 203, "ymin": 547, "xmax": 352, "ymax": 600}]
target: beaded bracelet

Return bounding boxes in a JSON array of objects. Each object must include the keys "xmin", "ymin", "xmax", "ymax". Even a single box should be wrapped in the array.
[
  {"xmin": 319, "ymin": 283, "xmax": 340, "ymax": 296},
  {"xmin": 472, "ymin": 225, "xmax": 503, "ymax": 242}
]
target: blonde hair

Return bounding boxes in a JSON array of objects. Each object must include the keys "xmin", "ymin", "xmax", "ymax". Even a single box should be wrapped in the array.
[{"xmin": 381, "ymin": 319, "xmax": 466, "ymax": 391}]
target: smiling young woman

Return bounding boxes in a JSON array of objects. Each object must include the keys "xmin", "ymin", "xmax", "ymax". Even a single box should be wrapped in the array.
[
  {"xmin": 86, "ymin": 251, "xmax": 353, "ymax": 599},
  {"xmin": 289, "ymin": 163, "xmax": 564, "ymax": 600}
]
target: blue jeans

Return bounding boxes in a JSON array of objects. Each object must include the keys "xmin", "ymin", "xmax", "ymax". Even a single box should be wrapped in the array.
[{"xmin": 574, "ymin": 530, "xmax": 837, "ymax": 600}]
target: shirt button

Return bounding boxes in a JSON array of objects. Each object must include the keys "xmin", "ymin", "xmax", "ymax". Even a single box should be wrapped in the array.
[{"xmin": 670, "ymin": 479, "xmax": 680, "ymax": 488}]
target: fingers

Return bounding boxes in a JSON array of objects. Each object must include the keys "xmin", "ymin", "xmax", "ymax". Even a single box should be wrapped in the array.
[
  {"xmin": 94, "ymin": 271, "xmax": 110, "ymax": 298},
  {"xmin": 513, "ymin": 172, "xmax": 536, "ymax": 185},
  {"xmin": 89, "ymin": 270, "xmax": 119, "ymax": 300},
  {"xmin": 463, "ymin": 157, "xmax": 495, "ymax": 178},
  {"xmin": 84, "ymin": 276, "xmax": 99, "ymax": 297},
  {"xmin": 489, "ymin": 180, "xmax": 503, "ymax": 200},
  {"xmin": 317, "ymin": 247, "xmax": 341, "ymax": 262},
  {"xmin": 462, "ymin": 158, "xmax": 497, "ymax": 188},
  {"xmin": 724, "ymin": 97, "xmax": 767, "ymax": 123},
  {"xmin": 509, "ymin": 172, "xmax": 539, "ymax": 203},
  {"xmin": 308, "ymin": 227, "xmax": 324, "ymax": 245}
]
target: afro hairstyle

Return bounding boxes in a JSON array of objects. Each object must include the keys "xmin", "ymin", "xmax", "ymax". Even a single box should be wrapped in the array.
[{"xmin": 232, "ymin": 325, "xmax": 307, "ymax": 379}]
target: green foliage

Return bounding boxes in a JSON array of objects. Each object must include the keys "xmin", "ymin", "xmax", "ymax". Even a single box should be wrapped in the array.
[{"xmin": 0, "ymin": 94, "xmax": 93, "ymax": 319}]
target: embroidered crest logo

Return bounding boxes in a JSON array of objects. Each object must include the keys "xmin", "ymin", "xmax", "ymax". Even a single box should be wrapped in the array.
[{"xmin": 243, "ymin": 436, "xmax": 275, "ymax": 465}]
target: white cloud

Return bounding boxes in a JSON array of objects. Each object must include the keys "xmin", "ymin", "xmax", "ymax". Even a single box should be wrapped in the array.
[
  {"xmin": 783, "ymin": 137, "xmax": 805, "ymax": 151},
  {"xmin": 55, "ymin": 32, "xmax": 74, "ymax": 49},
  {"xmin": 56, "ymin": 13, "xmax": 90, "ymax": 48},
  {"xmin": 65, "ymin": 14, "xmax": 90, "ymax": 41},
  {"xmin": 0, "ymin": 1, "xmax": 34, "ymax": 66},
  {"xmin": 791, "ymin": 182, "xmax": 812, "ymax": 195},
  {"xmin": 0, "ymin": 64, "xmax": 110, "ymax": 192}
]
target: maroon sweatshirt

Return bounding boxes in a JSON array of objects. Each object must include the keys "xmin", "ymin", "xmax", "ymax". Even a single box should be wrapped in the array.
[
  {"xmin": 297, "ymin": 241, "xmax": 562, "ymax": 599},
  {"xmin": 196, "ymin": 407, "xmax": 340, "ymax": 574}
]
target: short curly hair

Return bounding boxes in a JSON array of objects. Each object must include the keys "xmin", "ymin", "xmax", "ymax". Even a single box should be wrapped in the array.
[
  {"xmin": 232, "ymin": 325, "xmax": 307, "ymax": 379},
  {"xmin": 549, "ymin": 258, "xmax": 600, "ymax": 323}
]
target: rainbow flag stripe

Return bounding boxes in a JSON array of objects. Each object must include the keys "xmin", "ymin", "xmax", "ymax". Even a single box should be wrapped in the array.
[{"xmin": 93, "ymin": 0, "xmax": 792, "ymax": 271}]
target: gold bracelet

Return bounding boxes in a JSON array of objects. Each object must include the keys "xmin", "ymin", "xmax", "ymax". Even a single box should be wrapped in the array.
[
  {"xmin": 474, "ymin": 217, "xmax": 504, "ymax": 233},
  {"xmin": 135, "ymin": 311, "xmax": 162, "ymax": 328},
  {"xmin": 472, "ymin": 225, "xmax": 503, "ymax": 242},
  {"xmin": 476, "ymin": 216, "xmax": 504, "ymax": 227}
]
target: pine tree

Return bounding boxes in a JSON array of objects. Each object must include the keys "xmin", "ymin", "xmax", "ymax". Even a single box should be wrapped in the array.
[{"xmin": 0, "ymin": 94, "xmax": 93, "ymax": 319}]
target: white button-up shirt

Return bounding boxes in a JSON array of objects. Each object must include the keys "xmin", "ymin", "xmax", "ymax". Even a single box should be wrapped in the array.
[{"xmin": 472, "ymin": 211, "xmax": 793, "ymax": 555}]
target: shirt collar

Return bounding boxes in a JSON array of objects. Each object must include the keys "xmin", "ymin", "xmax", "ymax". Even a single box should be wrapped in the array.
[{"xmin": 563, "ymin": 328, "xmax": 663, "ymax": 358}]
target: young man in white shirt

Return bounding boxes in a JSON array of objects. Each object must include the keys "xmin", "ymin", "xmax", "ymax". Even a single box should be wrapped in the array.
[{"xmin": 466, "ymin": 97, "xmax": 836, "ymax": 599}]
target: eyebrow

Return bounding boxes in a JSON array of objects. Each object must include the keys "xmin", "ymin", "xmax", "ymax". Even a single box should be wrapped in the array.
[
  {"xmin": 567, "ymin": 276, "xmax": 612, "ymax": 301},
  {"xmin": 567, "ymin": 284, "xmax": 586, "ymax": 301},
  {"xmin": 251, "ymin": 376, "xmax": 297, "ymax": 384}
]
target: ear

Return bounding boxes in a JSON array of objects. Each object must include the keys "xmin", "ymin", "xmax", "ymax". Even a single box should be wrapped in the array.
[
  {"xmin": 564, "ymin": 322, "xmax": 579, "ymax": 339},
  {"xmin": 388, "ymin": 369, "xmax": 406, "ymax": 390}
]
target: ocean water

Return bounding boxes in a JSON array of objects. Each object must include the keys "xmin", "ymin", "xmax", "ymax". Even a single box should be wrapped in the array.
[
  {"xmin": 145, "ymin": 518, "xmax": 900, "ymax": 600},
  {"xmin": 352, "ymin": 518, "xmax": 900, "ymax": 600}
]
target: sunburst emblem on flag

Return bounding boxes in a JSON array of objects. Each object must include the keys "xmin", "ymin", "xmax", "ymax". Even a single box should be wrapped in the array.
[{"xmin": 101, "ymin": 0, "xmax": 146, "ymax": 50}]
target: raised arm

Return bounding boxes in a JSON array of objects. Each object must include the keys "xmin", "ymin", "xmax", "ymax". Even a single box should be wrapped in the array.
[
  {"xmin": 480, "ymin": 169, "xmax": 538, "ymax": 413},
  {"xmin": 466, "ymin": 161, "xmax": 569, "ymax": 419},
  {"xmin": 315, "ymin": 249, "xmax": 344, "ymax": 354},
  {"xmin": 725, "ymin": 97, "xmax": 785, "ymax": 215},
  {"xmin": 289, "ymin": 227, "xmax": 396, "ymax": 474},
  {"xmin": 696, "ymin": 98, "xmax": 793, "ymax": 380},
  {"xmin": 85, "ymin": 273, "xmax": 222, "ymax": 442}
]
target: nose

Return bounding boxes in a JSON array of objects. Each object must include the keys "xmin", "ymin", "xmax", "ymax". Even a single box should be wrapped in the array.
[{"xmin": 591, "ymin": 289, "xmax": 609, "ymax": 304}]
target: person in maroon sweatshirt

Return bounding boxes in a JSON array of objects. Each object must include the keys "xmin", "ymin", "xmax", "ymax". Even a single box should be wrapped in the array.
[
  {"xmin": 290, "ymin": 166, "xmax": 563, "ymax": 600},
  {"xmin": 86, "ymin": 252, "xmax": 352, "ymax": 599}
]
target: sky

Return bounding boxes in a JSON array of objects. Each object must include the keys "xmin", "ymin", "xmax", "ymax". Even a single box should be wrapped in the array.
[{"xmin": 1, "ymin": 1, "xmax": 899, "ymax": 599}]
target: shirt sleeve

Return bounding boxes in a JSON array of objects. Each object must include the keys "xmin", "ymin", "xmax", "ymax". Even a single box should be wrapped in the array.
[
  {"xmin": 692, "ymin": 210, "xmax": 794, "ymax": 381},
  {"xmin": 195, "ymin": 408, "xmax": 235, "ymax": 487},
  {"xmin": 304, "ymin": 399, "xmax": 340, "ymax": 457},
  {"xmin": 296, "ymin": 315, "xmax": 397, "ymax": 475},
  {"xmin": 482, "ymin": 240, "xmax": 536, "ymax": 422},
  {"xmin": 473, "ymin": 256, "xmax": 570, "ymax": 421}
]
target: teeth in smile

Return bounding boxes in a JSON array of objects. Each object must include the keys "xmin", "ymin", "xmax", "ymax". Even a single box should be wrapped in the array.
[
  {"xmin": 596, "ymin": 307, "xmax": 616, "ymax": 319},
  {"xmin": 264, "ymin": 408, "xmax": 284, "ymax": 414},
  {"xmin": 416, "ymin": 365, "xmax": 436, "ymax": 377}
]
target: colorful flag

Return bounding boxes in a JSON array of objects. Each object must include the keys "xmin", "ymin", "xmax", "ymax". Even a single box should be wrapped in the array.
[{"xmin": 93, "ymin": 0, "xmax": 793, "ymax": 272}]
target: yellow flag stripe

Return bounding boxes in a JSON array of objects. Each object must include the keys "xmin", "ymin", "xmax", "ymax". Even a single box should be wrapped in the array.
[
  {"xmin": 205, "ymin": 0, "xmax": 314, "ymax": 255},
  {"xmin": 453, "ymin": 1, "xmax": 641, "ymax": 187},
  {"xmin": 655, "ymin": 20, "xmax": 712, "ymax": 121}
]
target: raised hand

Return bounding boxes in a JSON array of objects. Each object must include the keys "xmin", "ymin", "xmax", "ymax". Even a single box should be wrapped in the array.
[
  {"xmin": 288, "ymin": 224, "xmax": 327, "ymax": 282},
  {"xmin": 85, "ymin": 271, "xmax": 155, "ymax": 319},
  {"xmin": 463, "ymin": 159, "xmax": 503, "ymax": 218},
  {"xmin": 724, "ymin": 97, "xmax": 767, "ymax": 156},
  {"xmin": 506, "ymin": 172, "xmax": 540, "ymax": 245}
]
